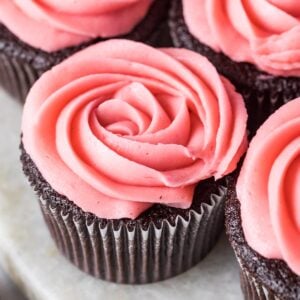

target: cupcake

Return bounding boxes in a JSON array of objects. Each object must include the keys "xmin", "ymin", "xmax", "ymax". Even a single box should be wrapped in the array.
[
  {"xmin": 225, "ymin": 98, "xmax": 300, "ymax": 299},
  {"xmin": 0, "ymin": 0, "xmax": 170, "ymax": 101},
  {"xmin": 21, "ymin": 39, "xmax": 248, "ymax": 283},
  {"xmin": 169, "ymin": 0, "xmax": 300, "ymax": 135}
]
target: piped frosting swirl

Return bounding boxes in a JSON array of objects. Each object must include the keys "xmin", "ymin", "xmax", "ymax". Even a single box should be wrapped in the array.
[
  {"xmin": 0, "ymin": 0, "xmax": 153, "ymax": 52},
  {"xmin": 22, "ymin": 40, "xmax": 248, "ymax": 219},
  {"xmin": 238, "ymin": 98, "xmax": 300, "ymax": 275},
  {"xmin": 183, "ymin": 0, "xmax": 300, "ymax": 76}
]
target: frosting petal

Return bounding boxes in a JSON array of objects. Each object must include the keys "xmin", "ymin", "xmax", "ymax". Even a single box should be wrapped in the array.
[{"xmin": 22, "ymin": 40, "xmax": 248, "ymax": 219}]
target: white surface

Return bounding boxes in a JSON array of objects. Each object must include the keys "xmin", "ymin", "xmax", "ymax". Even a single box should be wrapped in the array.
[{"xmin": 0, "ymin": 89, "xmax": 242, "ymax": 300}]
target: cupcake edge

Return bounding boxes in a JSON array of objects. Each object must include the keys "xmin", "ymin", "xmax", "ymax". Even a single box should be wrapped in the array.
[
  {"xmin": 225, "ymin": 177, "xmax": 300, "ymax": 300},
  {"xmin": 0, "ymin": 0, "xmax": 171, "ymax": 102},
  {"xmin": 21, "ymin": 142, "xmax": 227, "ymax": 284}
]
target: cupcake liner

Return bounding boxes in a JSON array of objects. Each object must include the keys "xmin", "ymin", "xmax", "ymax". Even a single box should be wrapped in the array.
[
  {"xmin": 0, "ymin": 52, "xmax": 40, "ymax": 101},
  {"xmin": 38, "ymin": 184, "xmax": 226, "ymax": 284},
  {"xmin": 241, "ymin": 82, "xmax": 300, "ymax": 136},
  {"xmin": 240, "ymin": 269, "xmax": 279, "ymax": 300},
  {"xmin": 0, "ymin": 0, "xmax": 170, "ymax": 102}
]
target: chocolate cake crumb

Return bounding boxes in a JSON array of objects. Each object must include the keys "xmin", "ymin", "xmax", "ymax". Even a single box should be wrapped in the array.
[
  {"xmin": 20, "ymin": 141, "xmax": 224, "ymax": 230},
  {"xmin": 225, "ymin": 177, "xmax": 300, "ymax": 300}
]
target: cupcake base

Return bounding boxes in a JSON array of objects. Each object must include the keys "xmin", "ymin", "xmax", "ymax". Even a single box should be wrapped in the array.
[
  {"xmin": 21, "ymin": 142, "xmax": 227, "ymax": 284},
  {"xmin": 225, "ymin": 179, "xmax": 300, "ymax": 299},
  {"xmin": 240, "ymin": 269, "xmax": 279, "ymax": 300},
  {"xmin": 168, "ymin": 0, "xmax": 300, "ymax": 135},
  {"xmin": 0, "ymin": 0, "xmax": 171, "ymax": 102}
]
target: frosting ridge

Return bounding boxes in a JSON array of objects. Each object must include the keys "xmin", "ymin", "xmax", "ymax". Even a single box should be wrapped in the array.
[
  {"xmin": 183, "ymin": 0, "xmax": 300, "ymax": 76},
  {"xmin": 0, "ymin": 0, "xmax": 153, "ymax": 52},
  {"xmin": 22, "ymin": 40, "xmax": 248, "ymax": 219},
  {"xmin": 237, "ymin": 98, "xmax": 300, "ymax": 275}
]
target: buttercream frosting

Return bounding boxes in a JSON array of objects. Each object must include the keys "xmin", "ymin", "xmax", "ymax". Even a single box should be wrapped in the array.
[
  {"xmin": 237, "ymin": 98, "xmax": 300, "ymax": 275},
  {"xmin": 183, "ymin": 0, "xmax": 300, "ymax": 76},
  {"xmin": 0, "ymin": 0, "xmax": 153, "ymax": 52},
  {"xmin": 22, "ymin": 39, "xmax": 248, "ymax": 219}
]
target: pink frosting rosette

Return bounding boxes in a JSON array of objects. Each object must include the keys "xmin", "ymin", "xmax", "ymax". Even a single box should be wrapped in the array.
[
  {"xmin": 0, "ymin": 0, "xmax": 153, "ymax": 52},
  {"xmin": 183, "ymin": 0, "xmax": 300, "ymax": 76},
  {"xmin": 22, "ymin": 40, "xmax": 248, "ymax": 219},
  {"xmin": 237, "ymin": 98, "xmax": 300, "ymax": 275}
]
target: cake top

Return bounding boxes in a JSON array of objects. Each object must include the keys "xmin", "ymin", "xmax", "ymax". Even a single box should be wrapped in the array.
[
  {"xmin": 237, "ymin": 98, "xmax": 300, "ymax": 275},
  {"xmin": 183, "ymin": 0, "xmax": 300, "ymax": 76},
  {"xmin": 22, "ymin": 39, "xmax": 248, "ymax": 219},
  {"xmin": 0, "ymin": 0, "xmax": 153, "ymax": 52}
]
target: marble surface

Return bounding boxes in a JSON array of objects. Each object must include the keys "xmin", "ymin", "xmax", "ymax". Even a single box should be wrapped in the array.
[
  {"xmin": 0, "ymin": 89, "xmax": 243, "ymax": 300},
  {"xmin": 0, "ymin": 266, "xmax": 28, "ymax": 300}
]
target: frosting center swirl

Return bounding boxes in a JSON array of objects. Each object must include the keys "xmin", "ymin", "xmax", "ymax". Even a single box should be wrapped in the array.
[{"xmin": 22, "ymin": 40, "xmax": 248, "ymax": 219}]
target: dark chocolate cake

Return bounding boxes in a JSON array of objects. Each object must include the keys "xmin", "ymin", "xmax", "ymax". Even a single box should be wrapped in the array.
[{"xmin": 225, "ymin": 179, "xmax": 300, "ymax": 300}]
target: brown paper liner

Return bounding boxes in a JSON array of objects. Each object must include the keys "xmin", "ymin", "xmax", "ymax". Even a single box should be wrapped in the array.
[
  {"xmin": 240, "ymin": 269, "xmax": 280, "ymax": 300},
  {"xmin": 38, "ymin": 185, "xmax": 226, "ymax": 284},
  {"xmin": 241, "ymin": 83, "xmax": 300, "ymax": 136},
  {"xmin": 0, "ymin": 53, "xmax": 40, "ymax": 101},
  {"xmin": 0, "ymin": 0, "xmax": 171, "ymax": 102}
]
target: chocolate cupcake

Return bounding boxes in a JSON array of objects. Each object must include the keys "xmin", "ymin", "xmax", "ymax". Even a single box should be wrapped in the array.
[
  {"xmin": 225, "ymin": 98, "xmax": 300, "ymax": 299},
  {"xmin": 169, "ymin": 0, "xmax": 300, "ymax": 135},
  {"xmin": 21, "ymin": 40, "xmax": 248, "ymax": 283},
  {"xmin": 0, "ymin": 0, "xmax": 170, "ymax": 101}
]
